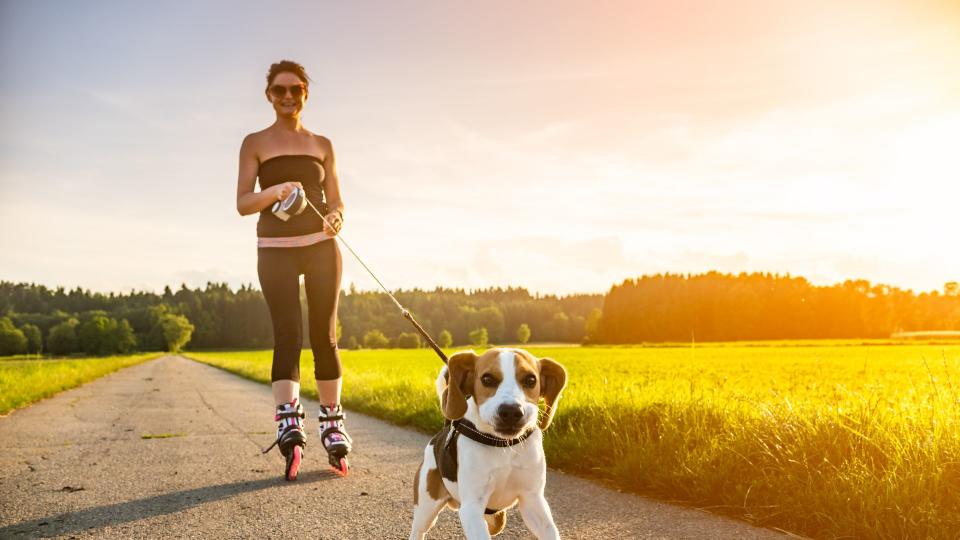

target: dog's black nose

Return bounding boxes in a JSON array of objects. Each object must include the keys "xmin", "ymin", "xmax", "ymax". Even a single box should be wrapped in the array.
[{"xmin": 497, "ymin": 403, "xmax": 524, "ymax": 422}]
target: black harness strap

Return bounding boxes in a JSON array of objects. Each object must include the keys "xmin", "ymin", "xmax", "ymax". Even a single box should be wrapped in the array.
[{"xmin": 434, "ymin": 420, "xmax": 533, "ymax": 515}]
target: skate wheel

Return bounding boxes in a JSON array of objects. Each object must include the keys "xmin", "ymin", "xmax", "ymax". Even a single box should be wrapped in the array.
[
  {"xmin": 286, "ymin": 445, "xmax": 303, "ymax": 481},
  {"xmin": 333, "ymin": 457, "xmax": 349, "ymax": 477}
]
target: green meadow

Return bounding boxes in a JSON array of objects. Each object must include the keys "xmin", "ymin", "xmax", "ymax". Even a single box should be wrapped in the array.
[
  {"xmin": 193, "ymin": 343, "xmax": 960, "ymax": 539},
  {"xmin": 0, "ymin": 354, "xmax": 160, "ymax": 415}
]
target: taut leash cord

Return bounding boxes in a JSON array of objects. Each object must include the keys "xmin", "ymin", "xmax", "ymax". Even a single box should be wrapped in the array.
[{"xmin": 301, "ymin": 193, "xmax": 449, "ymax": 364}]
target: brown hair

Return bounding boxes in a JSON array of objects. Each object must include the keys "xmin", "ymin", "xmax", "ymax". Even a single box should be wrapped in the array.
[{"xmin": 266, "ymin": 60, "xmax": 311, "ymax": 90}]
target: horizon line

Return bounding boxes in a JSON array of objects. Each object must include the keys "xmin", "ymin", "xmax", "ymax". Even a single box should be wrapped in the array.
[{"xmin": 4, "ymin": 270, "xmax": 957, "ymax": 299}]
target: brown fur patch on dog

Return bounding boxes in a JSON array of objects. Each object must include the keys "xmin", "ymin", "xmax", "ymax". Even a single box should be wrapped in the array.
[
  {"xmin": 486, "ymin": 510, "xmax": 507, "ymax": 535},
  {"xmin": 537, "ymin": 357, "xmax": 568, "ymax": 430},
  {"xmin": 442, "ymin": 351, "xmax": 477, "ymax": 420},
  {"xmin": 426, "ymin": 467, "xmax": 447, "ymax": 500},
  {"xmin": 471, "ymin": 349, "xmax": 505, "ymax": 407},
  {"xmin": 513, "ymin": 349, "xmax": 541, "ymax": 402},
  {"xmin": 413, "ymin": 461, "xmax": 421, "ymax": 505}
]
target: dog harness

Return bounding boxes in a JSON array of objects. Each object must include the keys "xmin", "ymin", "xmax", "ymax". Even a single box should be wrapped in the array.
[{"xmin": 433, "ymin": 419, "xmax": 536, "ymax": 515}]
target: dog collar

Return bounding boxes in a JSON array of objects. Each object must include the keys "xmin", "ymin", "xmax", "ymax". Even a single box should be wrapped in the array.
[{"xmin": 451, "ymin": 419, "xmax": 535, "ymax": 448}]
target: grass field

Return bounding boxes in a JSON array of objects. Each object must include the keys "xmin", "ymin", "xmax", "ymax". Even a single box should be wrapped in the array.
[
  {"xmin": 187, "ymin": 342, "xmax": 960, "ymax": 539},
  {"xmin": 0, "ymin": 353, "xmax": 160, "ymax": 415}
]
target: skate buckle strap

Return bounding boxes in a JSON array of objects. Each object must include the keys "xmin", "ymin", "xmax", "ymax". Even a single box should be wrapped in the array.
[
  {"xmin": 451, "ymin": 419, "xmax": 534, "ymax": 448},
  {"xmin": 263, "ymin": 401, "xmax": 306, "ymax": 454},
  {"xmin": 319, "ymin": 406, "xmax": 352, "ymax": 447},
  {"xmin": 321, "ymin": 426, "xmax": 353, "ymax": 445},
  {"xmin": 319, "ymin": 406, "xmax": 345, "ymax": 421},
  {"xmin": 262, "ymin": 437, "xmax": 281, "ymax": 454},
  {"xmin": 274, "ymin": 402, "xmax": 305, "ymax": 421}
]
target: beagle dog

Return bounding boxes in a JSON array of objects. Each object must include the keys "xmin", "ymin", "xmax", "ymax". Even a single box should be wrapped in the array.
[{"xmin": 409, "ymin": 347, "xmax": 568, "ymax": 540}]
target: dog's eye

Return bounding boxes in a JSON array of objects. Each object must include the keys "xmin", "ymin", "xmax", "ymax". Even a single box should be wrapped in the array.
[
  {"xmin": 480, "ymin": 374, "xmax": 497, "ymax": 387},
  {"xmin": 523, "ymin": 375, "xmax": 537, "ymax": 388}
]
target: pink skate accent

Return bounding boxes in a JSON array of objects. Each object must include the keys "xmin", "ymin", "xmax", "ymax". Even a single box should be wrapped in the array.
[
  {"xmin": 334, "ymin": 457, "xmax": 348, "ymax": 476},
  {"xmin": 288, "ymin": 446, "xmax": 302, "ymax": 480}
]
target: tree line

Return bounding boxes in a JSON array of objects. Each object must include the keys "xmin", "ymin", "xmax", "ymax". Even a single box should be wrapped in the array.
[
  {"xmin": 5, "ymin": 272, "xmax": 957, "ymax": 356},
  {"xmin": 0, "ymin": 304, "xmax": 194, "ymax": 357},
  {"xmin": 0, "ymin": 281, "xmax": 601, "ymax": 355},
  {"xmin": 590, "ymin": 272, "xmax": 960, "ymax": 343}
]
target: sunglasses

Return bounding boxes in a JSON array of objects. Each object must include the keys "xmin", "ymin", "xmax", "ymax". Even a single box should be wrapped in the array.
[{"xmin": 268, "ymin": 84, "xmax": 306, "ymax": 99}]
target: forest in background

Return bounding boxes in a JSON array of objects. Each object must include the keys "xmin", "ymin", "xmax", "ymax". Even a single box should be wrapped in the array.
[
  {"xmin": 0, "ymin": 281, "xmax": 601, "ymax": 355},
  {"xmin": 593, "ymin": 272, "xmax": 960, "ymax": 342},
  {"xmin": 1, "ymin": 272, "xmax": 958, "ymax": 355}
]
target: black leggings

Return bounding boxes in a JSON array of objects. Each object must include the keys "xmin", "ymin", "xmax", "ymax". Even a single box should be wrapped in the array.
[{"xmin": 257, "ymin": 240, "xmax": 342, "ymax": 382}]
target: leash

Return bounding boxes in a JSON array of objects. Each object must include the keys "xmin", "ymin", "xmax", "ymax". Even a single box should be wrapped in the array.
[{"xmin": 281, "ymin": 187, "xmax": 449, "ymax": 364}]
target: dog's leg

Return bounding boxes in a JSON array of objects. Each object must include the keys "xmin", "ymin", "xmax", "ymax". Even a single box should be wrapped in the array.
[
  {"xmin": 410, "ymin": 448, "xmax": 448, "ymax": 540},
  {"xmin": 409, "ymin": 496, "xmax": 445, "ymax": 540},
  {"xmin": 458, "ymin": 500, "xmax": 494, "ymax": 540},
  {"xmin": 518, "ymin": 492, "xmax": 560, "ymax": 540}
]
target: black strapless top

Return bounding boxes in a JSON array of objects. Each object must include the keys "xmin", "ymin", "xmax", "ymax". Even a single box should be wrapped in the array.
[{"xmin": 256, "ymin": 154, "xmax": 328, "ymax": 237}]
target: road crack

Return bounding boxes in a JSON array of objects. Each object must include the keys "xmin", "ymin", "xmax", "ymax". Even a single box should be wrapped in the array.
[{"xmin": 194, "ymin": 388, "xmax": 263, "ymax": 451}]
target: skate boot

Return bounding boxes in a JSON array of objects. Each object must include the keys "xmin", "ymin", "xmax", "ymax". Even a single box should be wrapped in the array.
[
  {"xmin": 262, "ymin": 398, "xmax": 307, "ymax": 481},
  {"xmin": 318, "ymin": 403, "xmax": 352, "ymax": 475}
]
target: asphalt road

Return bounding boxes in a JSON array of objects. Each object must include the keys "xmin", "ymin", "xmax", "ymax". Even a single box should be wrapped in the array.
[{"xmin": 0, "ymin": 355, "xmax": 792, "ymax": 539}]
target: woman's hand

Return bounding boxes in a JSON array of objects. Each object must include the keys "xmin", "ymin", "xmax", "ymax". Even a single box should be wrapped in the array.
[
  {"xmin": 272, "ymin": 181, "xmax": 303, "ymax": 202},
  {"xmin": 323, "ymin": 211, "xmax": 343, "ymax": 236}
]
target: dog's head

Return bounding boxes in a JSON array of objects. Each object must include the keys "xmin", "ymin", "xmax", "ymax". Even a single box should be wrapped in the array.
[{"xmin": 442, "ymin": 348, "xmax": 568, "ymax": 436}]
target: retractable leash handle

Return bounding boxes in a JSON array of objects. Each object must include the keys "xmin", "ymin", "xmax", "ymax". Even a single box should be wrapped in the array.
[
  {"xmin": 301, "ymin": 196, "xmax": 449, "ymax": 365},
  {"xmin": 271, "ymin": 187, "xmax": 308, "ymax": 221}
]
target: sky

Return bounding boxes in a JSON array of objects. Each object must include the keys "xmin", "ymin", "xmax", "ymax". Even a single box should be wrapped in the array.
[{"xmin": 1, "ymin": 0, "xmax": 958, "ymax": 296}]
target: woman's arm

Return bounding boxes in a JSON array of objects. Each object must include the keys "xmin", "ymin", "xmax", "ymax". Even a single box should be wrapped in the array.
[
  {"xmin": 319, "ymin": 136, "xmax": 345, "ymax": 234},
  {"xmin": 236, "ymin": 134, "xmax": 289, "ymax": 216}
]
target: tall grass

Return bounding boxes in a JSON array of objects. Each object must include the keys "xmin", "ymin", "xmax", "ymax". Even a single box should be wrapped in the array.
[
  {"xmin": 187, "ymin": 343, "xmax": 960, "ymax": 539},
  {"xmin": 0, "ymin": 354, "xmax": 160, "ymax": 414}
]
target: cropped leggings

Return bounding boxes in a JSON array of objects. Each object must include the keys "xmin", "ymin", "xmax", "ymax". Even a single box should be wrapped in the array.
[{"xmin": 257, "ymin": 240, "xmax": 342, "ymax": 382}]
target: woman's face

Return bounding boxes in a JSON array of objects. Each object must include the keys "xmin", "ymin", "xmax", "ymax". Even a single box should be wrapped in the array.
[{"xmin": 266, "ymin": 71, "xmax": 308, "ymax": 118}]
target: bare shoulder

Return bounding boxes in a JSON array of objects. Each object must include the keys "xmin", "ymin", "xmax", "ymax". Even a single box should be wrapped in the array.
[
  {"xmin": 252, "ymin": 127, "xmax": 280, "ymax": 142},
  {"xmin": 247, "ymin": 127, "xmax": 273, "ymax": 140},
  {"xmin": 240, "ymin": 129, "xmax": 269, "ymax": 154},
  {"xmin": 312, "ymin": 133, "xmax": 334, "ymax": 158}
]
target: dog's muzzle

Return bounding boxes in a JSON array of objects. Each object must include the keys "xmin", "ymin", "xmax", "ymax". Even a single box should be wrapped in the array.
[{"xmin": 494, "ymin": 403, "xmax": 531, "ymax": 436}]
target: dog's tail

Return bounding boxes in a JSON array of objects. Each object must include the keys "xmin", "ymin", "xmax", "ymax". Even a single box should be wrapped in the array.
[{"xmin": 484, "ymin": 510, "xmax": 507, "ymax": 536}]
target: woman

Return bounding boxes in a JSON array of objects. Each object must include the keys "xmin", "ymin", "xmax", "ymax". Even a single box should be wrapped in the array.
[{"xmin": 236, "ymin": 60, "xmax": 350, "ymax": 480}]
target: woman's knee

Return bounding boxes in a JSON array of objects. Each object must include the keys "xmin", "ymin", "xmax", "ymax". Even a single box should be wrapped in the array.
[
  {"xmin": 314, "ymin": 362, "xmax": 342, "ymax": 381},
  {"xmin": 274, "ymin": 324, "xmax": 303, "ymax": 350},
  {"xmin": 313, "ymin": 346, "xmax": 342, "ymax": 380},
  {"xmin": 272, "ymin": 361, "xmax": 301, "ymax": 383}
]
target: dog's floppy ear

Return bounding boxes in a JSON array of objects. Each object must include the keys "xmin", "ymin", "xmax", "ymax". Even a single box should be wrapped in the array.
[
  {"xmin": 442, "ymin": 350, "xmax": 477, "ymax": 420},
  {"xmin": 537, "ymin": 357, "xmax": 567, "ymax": 431}
]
